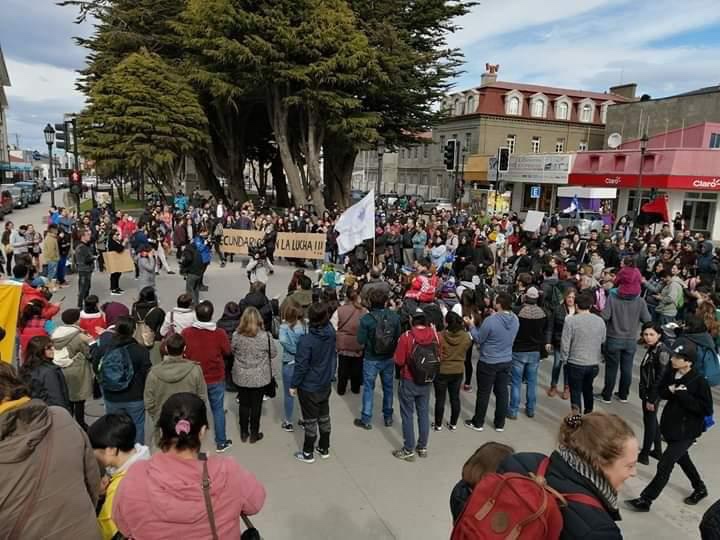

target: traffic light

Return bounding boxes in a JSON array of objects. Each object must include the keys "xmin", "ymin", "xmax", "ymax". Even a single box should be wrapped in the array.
[
  {"xmin": 498, "ymin": 147, "xmax": 510, "ymax": 172},
  {"xmin": 70, "ymin": 170, "xmax": 82, "ymax": 195},
  {"xmin": 54, "ymin": 122, "xmax": 70, "ymax": 151},
  {"xmin": 444, "ymin": 139, "xmax": 458, "ymax": 171}
]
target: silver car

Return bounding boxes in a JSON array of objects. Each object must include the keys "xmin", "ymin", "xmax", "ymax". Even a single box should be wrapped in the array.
[
  {"xmin": 557, "ymin": 211, "xmax": 604, "ymax": 237},
  {"xmin": 421, "ymin": 198, "xmax": 454, "ymax": 213}
]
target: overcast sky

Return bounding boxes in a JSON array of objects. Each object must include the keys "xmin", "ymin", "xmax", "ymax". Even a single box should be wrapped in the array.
[{"xmin": 2, "ymin": 0, "xmax": 720, "ymax": 151}]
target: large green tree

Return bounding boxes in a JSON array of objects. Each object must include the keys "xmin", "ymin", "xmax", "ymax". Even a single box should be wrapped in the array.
[{"xmin": 79, "ymin": 50, "xmax": 209, "ymax": 190}]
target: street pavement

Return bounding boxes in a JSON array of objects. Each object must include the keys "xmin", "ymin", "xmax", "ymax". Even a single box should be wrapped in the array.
[{"xmin": 11, "ymin": 194, "xmax": 719, "ymax": 539}]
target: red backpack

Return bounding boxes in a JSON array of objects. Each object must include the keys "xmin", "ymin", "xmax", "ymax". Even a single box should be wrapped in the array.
[{"xmin": 451, "ymin": 457, "xmax": 603, "ymax": 540}]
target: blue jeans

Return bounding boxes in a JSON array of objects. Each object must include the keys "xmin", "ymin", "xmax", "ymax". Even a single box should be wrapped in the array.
[
  {"xmin": 207, "ymin": 382, "xmax": 227, "ymax": 446},
  {"xmin": 361, "ymin": 358, "xmax": 394, "ymax": 424},
  {"xmin": 282, "ymin": 362, "xmax": 295, "ymax": 423},
  {"xmin": 656, "ymin": 313, "xmax": 675, "ymax": 326},
  {"xmin": 105, "ymin": 400, "xmax": 145, "ymax": 445},
  {"xmin": 508, "ymin": 352, "xmax": 540, "ymax": 416},
  {"xmin": 399, "ymin": 379, "xmax": 431, "ymax": 451},
  {"xmin": 57, "ymin": 255, "xmax": 67, "ymax": 283},
  {"xmin": 551, "ymin": 350, "xmax": 568, "ymax": 387},
  {"xmin": 46, "ymin": 261, "xmax": 58, "ymax": 281},
  {"xmin": 602, "ymin": 337, "xmax": 637, "ymax": 401}
]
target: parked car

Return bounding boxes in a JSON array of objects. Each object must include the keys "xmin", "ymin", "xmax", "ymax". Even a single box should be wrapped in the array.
[
  {"xmin": 421, "ymin": 197, "xmax": 454, "ymax": 213},
  {"xmin": 350, "ymin": 189, "xmax": 368, "ymax": 204},
  {"xmin": 0, "ymin": 190, "xmax": 12, "ymax": 217},
  {"xmin": 15, "ymin": 182, "xmax": 41, "ymax": 204},
  {"xmin": 557, "ymin": 211, "xmax": 605, "ymax": 237},
  {"xmin": 1, "ymin": 185, "xmax": 25, "ymax": 209}
]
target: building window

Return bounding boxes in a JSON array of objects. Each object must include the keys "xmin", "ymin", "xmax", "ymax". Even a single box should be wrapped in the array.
[
  {"xmin": 556, "ymin": 101, "xmax": 569, "ymax": 120},
  {"xmin": 506, "ymin": 135, "xmax": 516, "ymax": 154},
  {"xmin": 453, "ymin": 99, "xmax": 460, "ymax": 116},
  {"xmin": 578, "ymin": 141, "xmax": 588, "ymax": 151},
  {"xmin": 532, "ymin": 100, "xmax": 545, "ymax": 118},
  {"xmin": 531, "ymin": 136, "xmax": 541, "ymax": 153},
  {"xmin": 422, "ymin": 174, "xmax": 429, "ymax": 185},
  {"xmin": 400, "ymin": 148, "xmax": 406, "ymax": 159},
  {"xmin": 413, "ymin": 146, "xmax": 418, "ymax": 159},
  {"xmin": 601, "ymin": 105, "xmax": 609, "ymax": 123},
  {"xmin": 455, "ymin": 99, "xmax": 464, "ymax": 116},
  {"xmin": 555, "ymin": 139, "xmax": 565, "ymax": 153},
  {"xmin": 581, "ymin": 104, "xmax": 593, "ymax": 123},
  {"xmin": 465, "ymin": 133, "xmax": 472, "ymax": 153},
  {"xmin": 508, "ymin": 97, "xmax": 520, "ymax": 115},
  {"xmin": 710, "ymin": 133, "xmax": 720, "ymax": 148},
  {"xmin": 436, "ymin": 174, "xmax": 443, "ymax": 186},
  {"xmin": 590, "ymin": 155, "xmax": 600, "ymax": 172},
  {"xmin": 423, "ymin": 144, "xmax": 429, "ymax": 158},
  {"xmin": 439, "ymin": 135, "xmax": 445, "ymax": 155},
  {"xmin": 614, "ymin": 155, "xmax": 626, "ymax": 171},
  {"xmin": 466, "ymin": 96, "xmax": 475, "ymax": 114}
]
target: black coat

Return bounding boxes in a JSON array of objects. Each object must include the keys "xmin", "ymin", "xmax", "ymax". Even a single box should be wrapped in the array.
[
  {"xmin": 638, "ymin": 343, "xmax": 671, "ymax": 403},
  {"xmin": 659, "ymin": 367, "xmax": 714, "ymax": 442},
  {"xmin": 240, "ymin": 291, "xmax": 274, "ymax": 331},
  {"xmin": 27, "ymin": 362, "xmax": 71, "ymax": 412},
  {"xmin": 498, "ymin": 452, "xmax": 622, "ymax": 540},
  {"xmin": 180, "ymin": 244, "xmax": 204, "ymax": 276},
  {"xmin": 102, "ymin": 336, "xmax": 152, "ymax": 403}
]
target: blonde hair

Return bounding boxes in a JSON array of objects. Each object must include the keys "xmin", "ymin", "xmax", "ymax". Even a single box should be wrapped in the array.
[
  {"xmin": 237, "ymin": 306, "xmax": 263, "ymax": 337},
  {"xmin": 558, "ymin": 412, "xmax": 635, "ymax": 471}
]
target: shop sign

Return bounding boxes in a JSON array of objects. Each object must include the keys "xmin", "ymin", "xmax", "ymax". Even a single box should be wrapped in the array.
[
  {"xmin": 570, "ymin": 173, "xmax": 720, "ymax": 192},
  {"xmin": 504, "ymin": 154, "xmax": 573, "ymax": 184}
]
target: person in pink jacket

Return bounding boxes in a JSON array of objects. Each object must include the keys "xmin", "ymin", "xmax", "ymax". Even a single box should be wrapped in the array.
[{"xmin": 112, "ymin": 392, "xmax": 266, "ymax": 539}]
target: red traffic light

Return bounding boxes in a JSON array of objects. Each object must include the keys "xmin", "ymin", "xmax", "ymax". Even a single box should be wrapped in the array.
[{"xmin": 71, "ymin": 170, "xmax": 81, "ymax": 183}]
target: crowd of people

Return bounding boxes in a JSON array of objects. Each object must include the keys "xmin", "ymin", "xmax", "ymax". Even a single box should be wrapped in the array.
[{"xmin": 0, "ymin": 189, "xmax": 719, "ymax": 539}]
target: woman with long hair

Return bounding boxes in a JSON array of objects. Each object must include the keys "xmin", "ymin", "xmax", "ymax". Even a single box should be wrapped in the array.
[
  {"xmin": 232, "ymin": 306, "xmax": 278, "ymax": 443},
  {"xmin": 333, "ymin": 288, "xmax": 366, "ymax": 396},
  {"xmin": 546, "ymin": 287, "xmax": 577, "ymax": 400},
  {"xmin": 113, "ymin": 393, "xmax": 266, "ymax": 538},
  {"xmin": 2, "ymin": 221, "xmax": 13, "ymax": 275},
  {"xmin": 20, "ymin": 335, "xmax": 70, "ymax": 411},
  {"xmin": 278, "ymin": 302, "xmax": 307, "ymax": 431}
]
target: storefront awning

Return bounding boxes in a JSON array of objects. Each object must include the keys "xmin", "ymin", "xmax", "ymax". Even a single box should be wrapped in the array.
[{"xmin": 569, "ymin": 173, "xmax": 720, "ymax": 192}]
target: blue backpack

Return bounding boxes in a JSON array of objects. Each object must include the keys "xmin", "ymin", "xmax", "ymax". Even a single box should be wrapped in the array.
[
  {"xmin": 696, "ymin": 344, "xmax": 720, "ymax": 387},
  {"xmin": 99, "ymin": 345, "xmax": 135, "ymax": 392}
]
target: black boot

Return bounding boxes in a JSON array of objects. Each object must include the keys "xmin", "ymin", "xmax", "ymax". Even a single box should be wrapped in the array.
[
  {"xmin": 625, "ymin": 497, "xmax": 652, "ymax": 512},
  {"xmin": 684, "ymin": 488, "xmax": 708, "ymax": 505}
]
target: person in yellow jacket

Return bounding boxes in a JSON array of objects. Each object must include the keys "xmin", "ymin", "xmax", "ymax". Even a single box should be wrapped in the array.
[
  {"xmin": 43, "ymin": 224, "xmax": 60, "ymax": 284},
  {"xmin": 87, "ymin": 413, "xmax": 150, "ymax": 539}
]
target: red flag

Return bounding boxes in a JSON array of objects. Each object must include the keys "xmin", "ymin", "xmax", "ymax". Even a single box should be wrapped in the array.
[{"xmin": 640, "ymin": 196, "xmax": 669, "ymax": 224}]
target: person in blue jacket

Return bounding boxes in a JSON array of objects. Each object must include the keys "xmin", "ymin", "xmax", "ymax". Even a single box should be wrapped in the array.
[
  {"xmin": 290, "ymin": 302, "xmax": 337, "ymax": 464},
  {"xmin": 192, "ymin": 228, "xmax": 212, "ymax": 291}
]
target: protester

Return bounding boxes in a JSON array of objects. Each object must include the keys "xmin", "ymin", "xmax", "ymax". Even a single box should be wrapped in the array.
[
  {"xmin": 217, "ymin": 300, "xmax": 242, "ymax": 391},
  {"xmin": 182, "ymin": 300, "xmax": 232, "ymax": 452},
  {"xmin": 87, "ymin": 413, "xmax": 151, "ymax": 540},
  {"xmin": 113, "ymin": 393, "xmax": 266, "ymax": 538},
  {"xmin": 159, "ymin": 293, "xmax": 196, "ymax": 337},
  {"xmin": 79, "ymin": 295, "xmax": 107, "ymax": 338},
  {"xmin": 76, "ymin": 227, "xmax": 95, "ymax": 308},
  {"xmin": 291, "ymin": 302, "xmax": 337, "ymax": 463},
  {"xmin": 434, "ymin": 311, "xmax": 471, "ymax": 431},
  {"xmin": 107, "ymin": 227, "xmax": 126, "ymax": 295},
  {"xmin": 232, "ymin": 306, "xmax": 278, "ymax": 444},
  {"xmin": 278, "ymin": 301, "xmax": 307, "ymax": 432},
  {"xmin": 333, "ymin": 288, "xmax": 366, "ymax": 395},
  {"xmin": 546, "ymin": 287, "xmax": 576, "ymax": 399},
  {"xmin": 20, "ymin": 334, "xmax": 70, "ymax": 411}
]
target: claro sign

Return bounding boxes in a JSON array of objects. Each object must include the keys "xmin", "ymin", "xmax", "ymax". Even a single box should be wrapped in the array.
[
  {"xmin": 692, "ymin": 178, "xmax": 720, "ymax": 189},
  {"xmin": 569, "ymin": 173, "xmax": 720, "ymax": 192},
  {"xmin": 604, "ymin": 177, "xmax": 621, "ymax": 185}
]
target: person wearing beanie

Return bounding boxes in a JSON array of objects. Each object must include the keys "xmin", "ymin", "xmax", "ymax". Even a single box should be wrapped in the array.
[
  {"xmin": 627, "ymin": 339, "xmax": 713, "ymax": 512},
  {"xmin": 51, "ymin": 308, "xmax": 94, "ymax": 428},
  {"xmin": 508, "ymin": 286, "xmax": 548, "ymax": 420}
]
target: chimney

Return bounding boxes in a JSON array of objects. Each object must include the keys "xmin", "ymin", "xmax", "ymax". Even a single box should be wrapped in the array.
[
  {"xmin": 481, "ymin": 63, "xmax": 500, "ymax": 87},
  {"xmin": 609, "ymin": 83, "xmax": 638, "ymax": 99}
]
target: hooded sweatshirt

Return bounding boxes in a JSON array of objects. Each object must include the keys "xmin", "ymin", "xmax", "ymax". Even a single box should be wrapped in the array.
[
  {"xmin": 182, "ymin": 321, "xmax": 231, "ymax": 385},
  {"xmin": 52, "ymin": 324, "xmax": 93, "ymax": 402},
  {"xmin": 439, "ymin": 329, "xmax": 472, "ymax": 375},
  {"xmin": 79, "ymin": 311, "xmax": 107, "ymax": 339},
  {"xmin": 113, "ymin": 452, "xmax": 265, "ymax": 540},
  {"xmin": 656, "ymin": 276, "xmax": 685, "ymax": 317},
  {"xmin": 470, "ymin": 311, "xmax": 520, "ymax": 364},
  {"xmin": 160, "ymin": 307, "xmax": 196, "ymax": 337},
  {"xmin": 144, "ymin": 355, "xmax": 208, "ymax": 419},
  {"xmin": 601, "ymin": 293, "xmax": 651, "ymax": 340},
  {"xmin": 513, "ymin": 303, "xmax": 548, "ymax": 353},
  {"xmin": 291, "ymin": 323, "xmax": 337, "ymax": 391},
  {"xmin": 394, "ymin": 325, "xmax": 443, "ymax": 381}
]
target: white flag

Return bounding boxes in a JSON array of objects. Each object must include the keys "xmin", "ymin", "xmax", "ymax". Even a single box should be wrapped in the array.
[{"xmin": 335, "ymin": 190, "xmax": 376, "ymax": 255}]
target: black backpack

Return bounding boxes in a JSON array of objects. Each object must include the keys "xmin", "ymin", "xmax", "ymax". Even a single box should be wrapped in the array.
[
  {"xmin": 372, "ymin": 312, "xmax": 396, "ymax": 357},
  {"xmin": 407, "ymin": 329, "xmax": 441, "ymax": 384}
]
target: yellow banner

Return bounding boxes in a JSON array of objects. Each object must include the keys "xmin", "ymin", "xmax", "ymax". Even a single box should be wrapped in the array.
[
  {"xmin": 0, "ymin": 283, "xmax": 22, "ymax": 363},
  {"xmin": 220, "ymin": 231, "xmax": 326, "ymax": 260}
]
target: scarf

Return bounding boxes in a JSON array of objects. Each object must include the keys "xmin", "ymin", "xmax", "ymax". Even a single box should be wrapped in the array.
[{"xmin": 557, "ymin": 447, "xmax": 618, "ymax": 510}]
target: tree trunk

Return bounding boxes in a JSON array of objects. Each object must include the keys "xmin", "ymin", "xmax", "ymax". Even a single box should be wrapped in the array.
[
  {"xmin": 271, "ymin": 153, "xmax": 291, "ymax": 207},
  {"xmin": 305, "ymin": 106, "xmax": 326, "ymax": 213},
  {"xmin": 193, "ymin": 152, "xmax": 226, "ymax": 201},
  {"xmin": 267, "ymin": 87, "xmax": 306, "ymax": 207},
  {"xmin": 324, "ymin": 135, "xmax": 358, "ymax": 209}
]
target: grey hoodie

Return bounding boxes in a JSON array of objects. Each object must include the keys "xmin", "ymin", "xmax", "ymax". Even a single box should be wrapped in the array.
[
  {"xmin": 601, "ymin": 293, "xmax": 651, "ymax": 340},
  {"xmin": 470, "ymin": 311, "xmax": 520, "ymax": 364}
]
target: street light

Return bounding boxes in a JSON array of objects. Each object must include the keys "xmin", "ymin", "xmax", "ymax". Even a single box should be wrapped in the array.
[
  {"xmin": 43, "ymin": 123, "xmax": 56, "ymax": 206},
  {"xmin": 375, "ymin": 136, "xmax": 385, "ymax": 195},
  {"xmin": 635, "ymin": 131, "xmax": 649, "ymax": 218}
]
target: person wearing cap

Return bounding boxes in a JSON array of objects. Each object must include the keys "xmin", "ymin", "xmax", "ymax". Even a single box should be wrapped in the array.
[
  {"xmin": 507, "ymin": 286, "xmax": 548, "ymax": 420},
  {"xmin": 392, "ymin": 307, "xmax": 442, "ymax": 461},
  {"xmin": 626, "ymin": 338, "xmax": 713, "ymax": 512}
]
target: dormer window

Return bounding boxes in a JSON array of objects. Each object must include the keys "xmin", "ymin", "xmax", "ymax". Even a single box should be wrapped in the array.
[
  {"xmin": 466, "ymin": 95, "xmax": 475, "ymax": 114},
  {"xmin": 578, "ymin": 99, "xmax": 595, "ymax": 123},
  {"xmin": 508, "ymin": 97, "xmax": 520, "ymax": 115},
  {"xmin": 529, "ymin": 93, "xmax": 548, "ymax": 118},
  {"xmin": 505, "ymin": 90, "xmax": 524, "ymax": 116}
]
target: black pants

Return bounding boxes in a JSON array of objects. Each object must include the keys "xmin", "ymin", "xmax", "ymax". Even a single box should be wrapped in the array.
[
  {"xmin": 110, "ymin": 272, "xmax": 121, "ymax": 291},
  {"xmin": 567, "ymin": 364, "xmax": 599, "ymax": 414},
  {"xmin": 298, "ymin": 387, "xmax": 331, "ymax": 455},
  {"xmin": 213, "ymin": 237, "xmax": 226, "ymax": 263},
  {"xmin": 434, "ymin": 373, "xmax": 462, "ymax": 426},
  {"xmin": 464, "ymin": 347, "xmax": 473, "ymax": 386},
  {"xmin": 78, "ymin": 271, "xmax": 92, "ymax": 308},
  {"xmin": 642, "ymin": 438, "xmax": 705, "ymax": 501},
  {"xmin": 337, "ymin": 355, "xmax": 362, "ymax": 394},
  {"xmin": 70, "ymin": 400, "xmax": 86, "ymax": 428},
  {"xmin": 97, "ymin": 252, "xmax": 105, "ymax": 272},
  {"xmin": 641, "ymin": 400, "xmax": 662, "ymax": 456},
  {"xmin": 471, "ymin": 361, "xmax": 511, "ymax": 429},
  {"xmin": 237, "ymin": 387, "xmax": 264, "ymax": 437},
  {"xmin": 5, "ymin": 251, "xmax": 12, "ymax": 275}
]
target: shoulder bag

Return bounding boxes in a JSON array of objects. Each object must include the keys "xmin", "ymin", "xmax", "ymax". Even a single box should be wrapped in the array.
[
  {"xmin": 200, "ymin": 452, "xmax": 261, "ymax": 540},
  {"xmin": 262, "ymin": 332, "xmax": 277, "ymax": 398}
]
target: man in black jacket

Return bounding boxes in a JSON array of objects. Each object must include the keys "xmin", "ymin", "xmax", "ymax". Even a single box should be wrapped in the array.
[
  {"xmin": 75, "ymin": 228, "xmax": 95, "ymax": 308},
  {"xmin": 626, "ymin": 339, "xmax": 713, "ymax": 512},
  {"xmin": 180, "ymin": 242, "xmax": 204, "ymax": 305},
  {"xmin": 101, "ymin": 316, "xmax": 152, "ymax": 444}
]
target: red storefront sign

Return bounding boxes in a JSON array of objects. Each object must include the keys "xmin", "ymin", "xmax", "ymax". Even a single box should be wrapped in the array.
[{"xmin": 569, "ymin": 173, "xmax": 720, "ymax": 192}]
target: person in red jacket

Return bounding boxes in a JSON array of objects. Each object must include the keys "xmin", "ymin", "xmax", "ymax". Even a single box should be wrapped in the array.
[
  {"xmin": 14, "ymin": 264, "xmax": 60, "ymax": 320},
  {"xmin": 393, "ymin": 308, "xmax": 442, "ymax": 461},
  {"xmin": 181, "ymin": 300, "xmax": 233, "ymax": 452}
]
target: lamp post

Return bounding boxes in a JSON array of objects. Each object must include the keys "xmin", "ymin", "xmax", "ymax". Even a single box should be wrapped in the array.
[
  {"xmin": 43, "ymin": 123, "xmax": 56, "ymax": 206},
  {"xmin": 635, "ymin": 131, "xmax": 649, "ymax": 217},
  {"xmin": 375, "ymin": 136, "xmax": 385, "ymax": 195}
]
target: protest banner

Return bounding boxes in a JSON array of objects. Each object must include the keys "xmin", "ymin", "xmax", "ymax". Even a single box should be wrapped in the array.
[
  {"xmin": 221, "ymin": 230, "xmax": 326, "ymax": 260},
  {"xmin": 104, "ymin": 250, "xmax": 135, "ymax": 273}
]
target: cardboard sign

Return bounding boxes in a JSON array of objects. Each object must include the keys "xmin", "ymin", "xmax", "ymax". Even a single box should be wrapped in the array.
[
  {"xmin": 104, "ymin": 250, "xmax": 135, "ymax": 273},
  {"xmin": 220, "ymin": 230, "xmax": 326, "ymax": 260}
]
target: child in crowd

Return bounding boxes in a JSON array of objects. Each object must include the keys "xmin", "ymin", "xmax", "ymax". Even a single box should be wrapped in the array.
[{"xmin": 79, "ymin": 295, "xmax": 107, "ymax": 339}]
